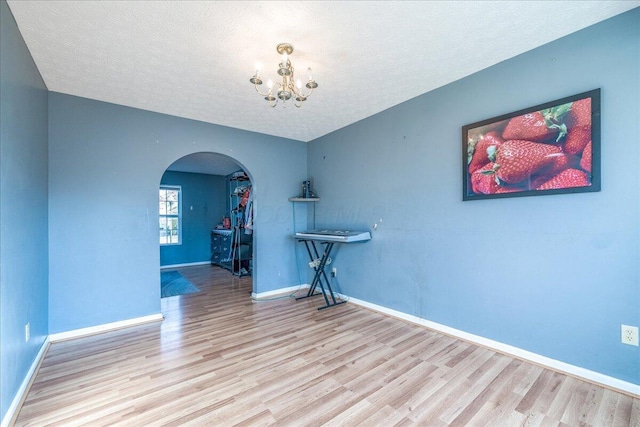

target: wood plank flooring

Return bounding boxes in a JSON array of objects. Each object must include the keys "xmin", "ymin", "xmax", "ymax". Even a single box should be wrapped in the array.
[{"xmin": 14, "ymin": 265, "xmax": 640, "ymax": 426}]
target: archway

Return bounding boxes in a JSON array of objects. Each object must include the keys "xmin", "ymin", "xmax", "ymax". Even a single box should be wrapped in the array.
[{"xmin": 158, "ymin": 151, "xmax": 255, "ymax": 296}]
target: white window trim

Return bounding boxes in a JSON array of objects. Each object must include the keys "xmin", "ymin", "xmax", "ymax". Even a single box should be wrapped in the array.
[{"xmin": 160, "ymin": 185, "xmax": 182, "ymax": 246}]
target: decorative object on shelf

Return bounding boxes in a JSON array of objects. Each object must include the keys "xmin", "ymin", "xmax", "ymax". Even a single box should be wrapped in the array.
[
  {"xmin": 462, "ymin": 89, "xmax": 601, "ymax": 201},
  {"xmin": 302, "ymin": 180, "xmax": 312, "ymax": 198},
  {"xmin": 249, "ymin": 43, "xmax": 318, "ymax": 108},
  {"xmin": 293, "ymin": 179, "xmax": 317, "ymax": 199}
]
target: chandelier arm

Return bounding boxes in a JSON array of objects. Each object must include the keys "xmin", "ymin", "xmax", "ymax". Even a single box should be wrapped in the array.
[
  {"xmin": 253, "ymin": 83, "xmax": 272, "ymax": 97},
  {"xmin": 297, "ymin": 86, "xmax": 314, "ymax": 98},
  {"xmin": 287, "ymin": 69, "xmax": 309, "ymax": 98},
  {"xmin": 289, "ymin": 69, "xmax": 311, "ymax": 97},
  {"xmin": 288, "ymin": 80, "xmax": 302, "ymax": 97}
]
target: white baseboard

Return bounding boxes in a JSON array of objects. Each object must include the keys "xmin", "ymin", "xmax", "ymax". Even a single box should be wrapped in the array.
[
  {"xmin": 252, "ymin": 284, "xmax": 310, "ymax": 300},
  {"xmin": 161, "ymin": 261, "xmax": 211, "ymax": 270},
  {"xmin": 3, "ymin": 314, "xmax": 164, "ymax": 425},
  {"xmin": 257, "ymin": 284, "xmax": 639, "ymax": 397},
  {"xmin": 2, "ymin": 337, "xmax": 50, "ymax": 427},
  {"xmin": 6, "ymin": 291, "xmax": 635, "ymax": 427},
  {"xmin": 343, "ymin": 295, "xmax": 640, "ymax": 398},
  {"xmin": 49, "ymin": 313, "xmax": 164, "ymax": 343}
]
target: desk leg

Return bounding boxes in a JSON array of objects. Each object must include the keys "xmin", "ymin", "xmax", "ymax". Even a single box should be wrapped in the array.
[
  {"xmin": 296, "ymin": 241, "xmax": 323, "ymax": 300},
  {"xmin": 309, "ymin": 241, "xmax": 333, "ymax": 298},
  {"xmin": 295, "ymin": 240, "xmax": 345, "ymax": 310},
  {"xmin": 315, "ymin": 242, "xmax": 345, "ymax": 310},
  {"xmin": 314, "ymin": 242, "xmax": 334, "ymax": 308}
]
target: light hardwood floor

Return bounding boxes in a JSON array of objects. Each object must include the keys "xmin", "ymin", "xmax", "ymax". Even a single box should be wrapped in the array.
[{"xmin": 15, "ymin": 265, "xmax": 640, "ymax": 426}]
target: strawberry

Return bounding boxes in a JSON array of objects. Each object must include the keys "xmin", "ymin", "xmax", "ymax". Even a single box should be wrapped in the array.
[
  {"xmin": 495, "ymin": 186, "xmax": 521, "ymax": 194},
  {"xmin": 503, "ymin": 112, "xmax": 553, "ymax": 142},
  {"xmin": 468, "ymin": 132, "xmax": 504, "ymax": 173},
  {"xmin": 471, "ymin": 163, "xmax": 501, "ymax": 194},
  {"xmin": 528, "ymin": 153, "xmax": 578, "ymax": 189},
  {"xmin": 487, "ymin": 139, "xmax": 562, "ymax": 184},
  {"xmin": 502, "ymin": 104, "xmax": 571, "ymax": 143},
  {"xmin": 528, "ymin": 175, "xmax": 552, "ymax": 191},
  {"xmin": 580, "ymin": 140, "xmax": 592, "ymax": 173},
  {"xmin": 564, "ymin": 125, "xmax": 591, "ymax": 155},
  {"xmin": 536, "ymin": 168, "xmax": 590, "ymax": 190},
  {"xmin": 567, "ymin": 98, "xmax": 591, "ymax": 128},
  {"xmin": 542, "ymin": 153, "xmax": 574, "ymax": 176},
  {"xmin": 471, "ymin": 163, "xmax": 522, "ymax": 194}
]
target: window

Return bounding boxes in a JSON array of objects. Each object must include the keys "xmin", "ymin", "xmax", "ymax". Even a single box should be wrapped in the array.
[{"xmin": 159, "ymin": 186, "xmax": 181, "ymax": 245}]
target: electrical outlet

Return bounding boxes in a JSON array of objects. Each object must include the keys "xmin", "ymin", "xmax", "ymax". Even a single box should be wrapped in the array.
[
  {"xmin": 331, "ymin": 267, "xmax": 337, "ymax": 277},
  {"xmin": 621, "ymin": 325, "xmax": 639, "ymax": 346},
  {"xmin": 25, "ymin": 323, "xmax": 30, "ymax": 342}
]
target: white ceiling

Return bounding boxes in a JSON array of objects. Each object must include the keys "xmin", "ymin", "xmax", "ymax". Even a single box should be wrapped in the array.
[{"xmin": 7, "ymin": 1, "xmax": 639, "ymax": 145}]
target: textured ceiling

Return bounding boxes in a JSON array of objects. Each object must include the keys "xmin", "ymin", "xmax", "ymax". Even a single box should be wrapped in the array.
[{"xmin": 6, "ymin": 1, "xmax": 639, "ymax": 144}]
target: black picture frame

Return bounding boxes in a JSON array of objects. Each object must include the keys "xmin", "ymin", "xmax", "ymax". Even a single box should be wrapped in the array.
[{"xmin": 462, "ymin": 89, "xmax": 601, "ymax": 201}]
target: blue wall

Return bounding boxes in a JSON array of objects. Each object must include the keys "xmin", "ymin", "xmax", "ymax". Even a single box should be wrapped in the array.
[
  {"xmin": 1, "ymin": 4, "xmax": 638, "ymax": 421},
  {"xmin": 308, "ymin": 8, "xmax": 640, "ymax": 385},
  {"xmin": 48, "ymin": 92, "xmax": 308, "ymax": 334},
  {"xmin": 160, "ymin": 171, "xmax": 226, "ymax": 266},
  {"xmin": 0, "ymin": 0, "xmax": 49, "ymax": 421}
]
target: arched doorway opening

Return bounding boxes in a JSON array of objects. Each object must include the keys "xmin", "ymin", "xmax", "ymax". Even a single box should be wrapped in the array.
[{"xmin": 158, "ymin": 151, "xmax": 255, "ymax": 297}]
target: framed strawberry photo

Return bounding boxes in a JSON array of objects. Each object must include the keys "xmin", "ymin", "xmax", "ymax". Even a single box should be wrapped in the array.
[{"xmin": 462, "ymin": 89, "xmax": 601, "ymax": 201}]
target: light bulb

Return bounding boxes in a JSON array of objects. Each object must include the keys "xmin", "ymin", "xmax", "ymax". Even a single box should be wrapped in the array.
[
  {"xmin": 307, "ymin": 67, "xmax": 313, "ymax": 81},
  {"xmin": 296, "ymin": 79, "xmax": 302, "ymax": 89},
  {"xmin": 267, "ymin": 79, "xmax": 274, "ymax": 89},
  {"xmin": 254, "ymin": 62, "xmax": 262, "ymax": 76}
]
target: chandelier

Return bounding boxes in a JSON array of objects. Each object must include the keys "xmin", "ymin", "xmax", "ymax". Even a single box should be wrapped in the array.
[{"xmin": 249, "ymin": 43, "xmax": 318, "ymax": 108}]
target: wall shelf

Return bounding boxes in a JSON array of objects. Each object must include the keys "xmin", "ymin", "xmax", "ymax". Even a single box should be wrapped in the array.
[{"xmin": 288, "ymin": 197, "xmax": 320, "ymax": 202}]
